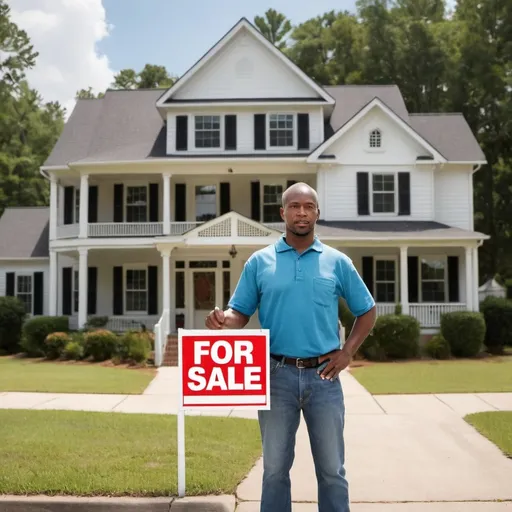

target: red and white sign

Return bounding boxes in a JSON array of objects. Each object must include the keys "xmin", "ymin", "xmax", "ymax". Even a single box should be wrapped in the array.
[{"xmin": 178, "ymin": 329, "xmax": 270, "ymax": 410}]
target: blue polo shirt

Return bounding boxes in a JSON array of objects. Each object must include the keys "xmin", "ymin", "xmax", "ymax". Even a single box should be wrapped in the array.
[{"xmin": 228, "ymin": 235, "xmax": 375, "ymax": 358}]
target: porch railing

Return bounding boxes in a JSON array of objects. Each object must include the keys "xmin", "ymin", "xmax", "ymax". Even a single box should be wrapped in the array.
[
  {"xmin": 56, "ymin": 224, "xmax": 80, "ymax": 239},
  {"xmin": 88, "ymin": 223, "xmax": 163, "ymax": 237},
  {"xmin": 154, "ymin": 309, "xmax": 169, "ymax": 367},
  {"xmin": 106, "ymin": 316, "xmax": 158, "ymax": 332},
  {"xmin": 409, "ymin": 303, "xmax": 467, "ymax": 328},
  {"xmin": 376, "ymin": 303, "xmax": 397, "ymax": 316}
]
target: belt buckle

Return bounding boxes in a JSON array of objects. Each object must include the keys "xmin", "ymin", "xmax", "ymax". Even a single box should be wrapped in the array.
[{"xmin": 296, "ymin": 358, "xmax": 305, "ymax": 369}]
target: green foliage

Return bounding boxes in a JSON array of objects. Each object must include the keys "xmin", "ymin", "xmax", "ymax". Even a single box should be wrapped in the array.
[
  {"xmin": 63, "ymin": 340, "xmax": 84, "ymax": 360},
  {"xmin": 394, "ymin": 303, "xmax": 402, "ymax": 315},
  {"xmin": 21, "ymin": 317, "xmax": 69, "ymax": 357},
  {"xmin": 118, "ymin": 331, "xmax": 152, "ymax": 364},
  {"xmin": 338, "ymin": 299, "xmax": 355, "ymax": 334},
  {"xmin": 0, "ymin": 296, "xmax": 27, "ymax": 353},
  {"xmin": 83, "ymin": 329, "xmax": 118, "ymax": 362},
  {"xmin": 425, "ymin": 334, "xmax": 451, "ymax": 360},
  {"xmin": 254, "ymin": 8, "xmax": 292, "ymax": 49},
  {"xmin": 44, "ymin": 332, "xmax": 71, "ymax": 360},
  {"xmin": 440, "ymin": 311, "xmax": 486, "ymax": 357},
  {"xmin": 85, "ymin": 316, "xmax": 109, "ymax": 329},
  {"xmin": 480, "ymin": 296, "xmax": 512, "ymax": 353}
]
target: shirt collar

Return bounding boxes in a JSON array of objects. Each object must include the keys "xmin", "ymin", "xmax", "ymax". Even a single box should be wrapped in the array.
[{"xmin": 275, "ymin": 234, "xmax": 324, "ymax": 253}]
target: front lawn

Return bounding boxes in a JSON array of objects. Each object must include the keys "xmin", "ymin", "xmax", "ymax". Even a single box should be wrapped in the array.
[
  {"xmin": 465, "ymin": 411, "xmax": 512, "ymax": 458},
  {"xmin": 0, "ymin": 410, "xmax": 261, "ymax": 496},
  {"xmin": 0, "ymin": 356, "xmax": 156, "ymax": 394},
  {"xmin": 349, "ymin": 356, "xmax": 512, "ymax": 394}
]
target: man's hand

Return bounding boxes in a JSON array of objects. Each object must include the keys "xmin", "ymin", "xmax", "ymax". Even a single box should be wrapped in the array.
[
  {"xmin": 205, "ymin": 307, "xmax": 250, "ymax": 330},
  {"xmin": 317, "ymin": 349, "xmax": 352, "ymax": 381},
  {"xmin": 205, "ymin": 307, "xmax": 225, "ymax": 329}
]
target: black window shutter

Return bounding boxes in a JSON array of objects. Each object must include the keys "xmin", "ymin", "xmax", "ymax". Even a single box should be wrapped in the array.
[
  {"xmin": 113, "ymin": 184, "xmax": 124, "ymax": 223},
  {"xmin": 5, "ymin": 272, "xmax": 15, "ymax": 296},
  {"xmin": 251, "ymin": 181, "xmax": 260, "ymax": 221},
  {"xmin": 62, "ymin": 267, "xmax": 72, "ymax": 315},
  {"xmin": 149, "ymin": 183, "xmax": 159, "ymax": 222},
  {"xmin": 148, "ymin": 266, "xmax": 158, "ymax": 315},
  {"xmin": 225, "ymin": 115, "xmax": 237, "ymax": 150},
  {"xmin": 33, "ymin": 272, "xmax": 44, "ymax": 316},
  {"xmin": 254, "ymin": 114, "xmax": 266, "ymax": 150},
  {"xmin": 287, "ymin": 180, "xmax": 297, "ymax": 189},
  {"xmin": 362, "ymin": 257, "xmax": 374, "ymax": 297},
  {"xmin": 88, "ymin": 185, "xmax": 98, "ymax": 223},
  {"xmin": 176, "ymin": 115, "xmax": 188, "ymax": 151},
  {"xmin": 220, "ymin": 182, "xmax": 230, "ymax": 215},
  {"xmin": 357, "ymin": 172, "xmax": 370, "ymax": 216},
  {"xmin": 175, "ymin": 183, "xmax": 186, "ymax": 222},
  {"xmin": 398, "ymin": 172, "xmax": 411, "ymax": 216},
  {"xmin": 448, "ymin": 256, "xmax": 459, "ymax": 302},
  {"xmin": 88, "ymin": 267, "xmax": 98, "ymax": 315},
  {"xmin": 297, "ymin": 113, "xmax": 310, "ymax": 150},
  {"xmin": 64, "ymin": 186, "xmax": 74, "ymax": 225},
  {"xmin": 408, "ymin": 256, "xmax": 419, "ymax": 303},
  {"xmin": 113, "ymin": 267, "xmax": 123, "ymax": 315}
]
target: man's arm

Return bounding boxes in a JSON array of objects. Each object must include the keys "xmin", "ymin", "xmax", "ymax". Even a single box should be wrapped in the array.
[
  {"xmin": 341, "ymin": 305, "xmax": 376, "ymax": 358},
  {"xmin": 205, "ymin": 307, "xmax": 250, "ymax": 330}
]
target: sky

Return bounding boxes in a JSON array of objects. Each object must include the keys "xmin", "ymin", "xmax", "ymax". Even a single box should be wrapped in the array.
[{"xmin": 10, "ymin": 0, "xmax": 456, "ymax": 116}]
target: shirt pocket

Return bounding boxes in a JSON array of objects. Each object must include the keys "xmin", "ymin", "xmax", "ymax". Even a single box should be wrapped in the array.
[{"xmin": 312, "ymin": 277, "xmax": 336, "ymax": 307}]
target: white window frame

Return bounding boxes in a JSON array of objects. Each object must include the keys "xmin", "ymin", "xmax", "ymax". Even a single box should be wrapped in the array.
[
  {"xmin": 369, "ymin": 128, "xmax": 382, "ymax": 149},
  {"xmin": 370, "ymin": 172, "xmax": 397, "ymax": 216},
  {"xmin": 267, "ymin": 113, "xmax": 296, "ymax": 150},
  {"xmin": 261, "ymin": 181, "xmax": 285, "ymax": 223},
  {"xmin": 374, "ymin": 257, "xmax": 397, "ymax": 303},
  {"xmin": 419, "ymin": 255, "xmax": 448, "ymax": 303},
  {"xmin": 125, "ymin": 185, "xmax": 149, "ymax": 223},
  {"xmin": 194, "ymin": 183, "xmax": 219, "ymax": 222},
  {"xmin": 124, "ymin": 265, "xmax": 148, "ymax": 315},
  {"xmin": 193, "ymin": 114, "xmax": 223, "ymax": 151},
  {"xmin": 16, "ymin": 273, "xmax": 33, "ymax": 315}
]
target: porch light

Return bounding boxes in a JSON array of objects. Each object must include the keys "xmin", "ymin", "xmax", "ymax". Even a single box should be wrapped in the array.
[{"xmin": 229, "ymin": 244, "xmax": 238, "ymax": 258}]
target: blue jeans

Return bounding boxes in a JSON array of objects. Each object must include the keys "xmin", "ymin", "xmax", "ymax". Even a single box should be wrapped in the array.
[{"xmin": 258, "ymin": 357, "xmax": 349, "ymax": 512}]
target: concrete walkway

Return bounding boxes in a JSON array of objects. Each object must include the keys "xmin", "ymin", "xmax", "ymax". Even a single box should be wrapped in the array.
[{"xmin": 1, "ymin": 368, "xmax": 512, "ymax": 510}]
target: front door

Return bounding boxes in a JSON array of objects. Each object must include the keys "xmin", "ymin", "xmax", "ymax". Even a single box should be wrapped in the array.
[{"xmin": 192, "ymin": 270, "xmax": 216, "ymax": 328}]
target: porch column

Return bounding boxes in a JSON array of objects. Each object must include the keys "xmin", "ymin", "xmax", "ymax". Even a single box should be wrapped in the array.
[
  {"xmin": 78, "ymin": 247, "xmax": 88, "ymax": 328},
  {"xmin": 400, "ymin": 246, "xmax": 409, "ymax": 314},
  {"xmin": 161, "ymin": 249, "xmax": 170, "ymax": 323},
  {"xmin": 472, "ymin": 246, "xmax": 479, "ymax": 311},
  {"xmin": 465, "ymin": 246, "xmax": 473, "ymax": 311},
  {"xmin": 163, "ymin": 173, "xmax": 171, "ymax": 236},
  {"xmin": 79, "ymin": 174, "xmax": 89, "ymax": 239},
  {"xmin": 49, "ymin": 250, "xmax": 58, "ymax": 316},
  {"xmin": 49, "ymin": 176, "xmax": 58, "ymax": 240}
]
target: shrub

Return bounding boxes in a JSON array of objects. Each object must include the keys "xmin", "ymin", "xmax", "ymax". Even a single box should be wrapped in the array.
[
  {"xmin": 338, "ymin": 299, "xmax": 355, "ymax": 335},
  {"xmin": 0, "ymin": 296, "xmax": 27, "ymax": 354},
  {"xmin": 394, "ymin": 303, "xmax": 402, "ymax": 315},
  {"xmin": 359, "ymin": 332, "xmax": 387, "ymax": 361},
  {"xmin": 425, "ymin": 334, "xmax": 451, "ymax": 360},
  {"xmin": 440, "ymin": 311, "xmax": 485, "ymax": 358},
  {"xmin": 370, "ymin": 314, "xmax": 420, "ymax": 359},
  {"xmin": 480, "ymin": 296, "xmax": 512, "ymax": 353},
  {"xmin": 44, "ymin": 332, "xmax": 71, "ymax": 359},
  {"xmin": 83, "ymin": 329, "xmax": 118, "ymax": 361},
  {"xmin": 21, "ymin": 316, "xmax": 69, "ymax": 357},
  {"xmin": 85, "ymin": 316, "xmax": 109, "ymax": 329},
  {"xmin": 118, "ymin": 330, "xmax": 152, "ymax": 364},
  {"xmin": 63, "ymin": 340, "xmax": 84, "ymax": 360}
]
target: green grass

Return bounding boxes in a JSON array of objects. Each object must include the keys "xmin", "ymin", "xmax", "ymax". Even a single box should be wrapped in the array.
[
  {"xmin": 0, "ymin": 356, "xmax": 156, "ymax": 394},
  {"xmin": 465, "ymin": 411, "xmax": 512, "ymax": 458},
  {"xmin": 350, "ymin": 356, "xmax": 512, "ymax": 394},
  {"xmin": 0, "ymin": 410, "xmax": 262, "ymax": 496}
]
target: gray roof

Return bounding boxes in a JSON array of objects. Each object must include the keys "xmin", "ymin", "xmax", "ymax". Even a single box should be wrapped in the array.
[{"xmin": 0, "ymin": 208, "xmax": 49, "ymax": 258}]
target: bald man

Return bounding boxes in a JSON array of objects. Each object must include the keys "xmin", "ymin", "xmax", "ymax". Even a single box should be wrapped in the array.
[{"xmin": 205, "ymin": 182, "xmax": 376, "ymax": 512}]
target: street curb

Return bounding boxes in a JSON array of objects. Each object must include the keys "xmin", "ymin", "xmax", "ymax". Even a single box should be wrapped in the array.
[{"xmin": 0, "ymin": 495, "xmax": 236, "ymax": 511}]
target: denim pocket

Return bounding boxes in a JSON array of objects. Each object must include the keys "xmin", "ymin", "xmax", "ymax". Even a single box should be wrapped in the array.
[
  {"xmin": 269, "ymin": 357, "xmax": 281, "ymax": 375},
  {"xmin": 313, "ymin": 277, "xmax": 336, "ymax": 306}
]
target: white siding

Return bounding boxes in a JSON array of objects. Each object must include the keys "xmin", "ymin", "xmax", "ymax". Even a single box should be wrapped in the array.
[
  {"xmin": 434, "ymin": 165, "xmax": 473, "ymax": 230},
  {"xmin": 173, "ymin": 27, "xmax": 319, "ymax": 100},
  {"xmin": 320, "ymin": 165, "xmax": 433, "ymax": 221},
  {"xmin": 0, "ymin": 261, "xmax": 50, "ymax": 316}
]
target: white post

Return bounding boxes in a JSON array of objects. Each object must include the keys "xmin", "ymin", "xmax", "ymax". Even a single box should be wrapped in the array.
[
  {"xmin": 49, "ymin": 250, "xmax": 58, "ymax": 316},
  {"xmin": 163, "ymin": 173, "xmax": 171, "ymax": 235},
  {"xmin": 178, "ymin": 409, "xmax": 186, "ymax": 496},
  {"xmin": 465, "ymin": 247, "xmax": 473, "ymax": 311},
  {"xmin": 49, "ymin": 176, "xmax": 58, "ymax": 240},
  {"xmin": 162, "ymin": 250, "xmax": 170, "ymax": 325},
  {"xmin": 472, "ymin": 246, "xmax": 479, "ymax": 311},
  {"xmin": 78, "ymin": 247, "xmax": 88, "ymax": 328},
  {"xmin": 79, "ymin": 174, "xmax": 89, "ymax": 239},
  {"xmin": 400, "ymin": 246, "xmax": 409, "ymax": 314}
]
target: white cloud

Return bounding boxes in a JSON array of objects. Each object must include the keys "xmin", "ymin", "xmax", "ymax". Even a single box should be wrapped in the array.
[{"xmin": 9, "ymin": 0, "xmax": 115, "ymax": 116}]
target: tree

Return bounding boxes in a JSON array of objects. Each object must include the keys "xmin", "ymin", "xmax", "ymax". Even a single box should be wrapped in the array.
[
  {"xmin": 254, "ymin": 9, "xmax": 292, "ymax": 49},
  {"xmin": 111, "ymin": 64, "xmax": 176, "ymax": 90},
  {"xmin": 75, "ymin": 87, "xmax": 104, "ymax": 99}
]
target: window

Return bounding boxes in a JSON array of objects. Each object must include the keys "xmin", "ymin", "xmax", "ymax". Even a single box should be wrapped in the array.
[
  {"xmin": 263, "ymin": 184, "xmax": 283, "ymax": 222},
  {"xmin": 175, "ymin": 271, "xmax": 185, "ymax": 309},
  {"xmin": 269, "ymin": 114, "xmax": 293, "ymax": 147},
  {"xmin": 372, "ymin": 174, "xmax": 395, "ymax": 213},
  {"xmin": 16, "ymin": 275, "xmax": 32, "ymax": 314},
  {"xmin": 375, "ymin": 260, "xmax": 396, "ymax": 302},
  {"xmin": 126, "ymin": 186, "xmax": 147, "ymax": 223},
  {"xmin": 195, "ymin": 115, "xmax": 220, "ymax": 148},
  {"xmin": 195, "ymin": 185, "xmax": 217, "ymax": 221},
  {"xmin": 73, "ymin": 270, "xmax": 79, "ymax": 313},
  {"xmin": 125, "ymin": 269, "xmax": 147, "ymax": 312},
  {"xmin": 369, "ymin": 129, "xmax": 382, "ymax": 148},
  {"xmin": 75, "ymin": 188, "xmax": 80, "ymax": 223},
  {"xmin": 223, "ymin": 270, "xmax": 231, "ymax": 309},
  {"xmin": 421, "ymin": 258, "xmax": 445, "ymax": 302}
]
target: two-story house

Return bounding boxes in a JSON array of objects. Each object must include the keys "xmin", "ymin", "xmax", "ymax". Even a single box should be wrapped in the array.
[{"xmin": 0, "ymin": 18, "xmax": 488, "ymax": 365}]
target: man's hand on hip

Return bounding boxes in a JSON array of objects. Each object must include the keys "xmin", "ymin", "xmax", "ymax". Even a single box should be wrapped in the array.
[{"xmin": 317, "ymin": 349, "xmax": 352, "ymax": 381}]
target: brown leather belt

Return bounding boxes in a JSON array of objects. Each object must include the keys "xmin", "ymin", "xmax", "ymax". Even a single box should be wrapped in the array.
[{"xmin": 271, "ymin": 353, "xmax": 320, "ymax": 369}]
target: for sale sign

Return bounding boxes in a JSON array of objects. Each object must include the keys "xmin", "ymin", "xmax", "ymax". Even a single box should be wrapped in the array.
[{"xmin": 178, "ymin": 329, "xmax": 270, "ymax": 410}]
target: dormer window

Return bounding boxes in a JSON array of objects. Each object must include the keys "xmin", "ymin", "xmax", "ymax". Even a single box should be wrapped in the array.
[
  {"xmin": 269, "ymin": 114, "xmax": 294, "ymax": 147},
  {"xmin": 369, "ymin": 129, "xmax": 382, "ymax": 148},
  {"xmin": 195, "ymin": 115, "xmax": 221, "ymax": 148}
]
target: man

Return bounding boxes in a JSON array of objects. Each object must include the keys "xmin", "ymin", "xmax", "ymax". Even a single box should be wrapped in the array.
[{"xmin": 205, "ymin": 182, "xmax": 376, "ymax": 512}]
